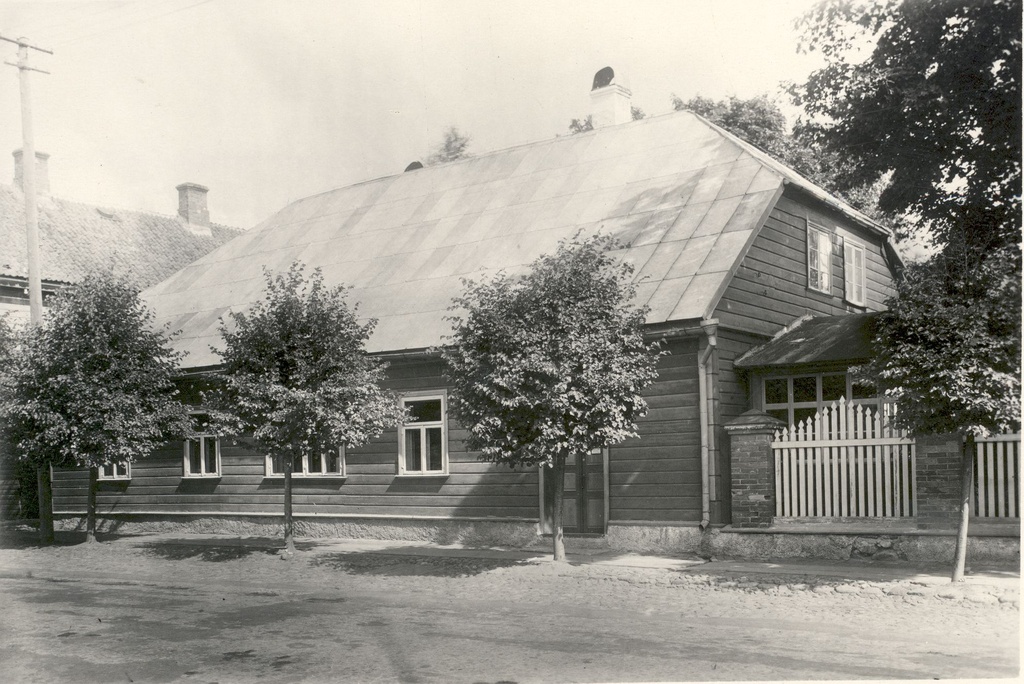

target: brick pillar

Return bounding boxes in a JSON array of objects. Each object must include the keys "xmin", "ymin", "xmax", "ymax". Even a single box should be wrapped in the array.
[
  {"xmin": 725, "ymin": 410, "xmax": 785, "ymax": 528},
  {"xmin": 915, "ymin": 434, "xmax": 964, "ymax": 530}
]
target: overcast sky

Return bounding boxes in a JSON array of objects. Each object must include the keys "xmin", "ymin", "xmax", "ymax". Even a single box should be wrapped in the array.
[{"xmin": 0, "ymin": 0, "xmax": 823, "ymax": 229}]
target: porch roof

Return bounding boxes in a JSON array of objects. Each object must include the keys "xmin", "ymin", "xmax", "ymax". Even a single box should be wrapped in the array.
[{"xmin": 734, "ymin": 313, "xmax": 880, "ymax": 369}]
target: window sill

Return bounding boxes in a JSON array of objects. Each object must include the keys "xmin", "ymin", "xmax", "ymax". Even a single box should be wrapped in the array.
[
  {"xmin": 396, "ymin": 472, "xmax": 449, "ymax": 478},
  {"xmin": 97, "ymin": 478, "xmax": 131, "ymax": 483},
  {"xmin": 263, "ymin": 474, "xmax": 348, "ymax": 480},
  {"xmin": 182, "ymin": 474, "xmax": 222, "ymax": 480}
]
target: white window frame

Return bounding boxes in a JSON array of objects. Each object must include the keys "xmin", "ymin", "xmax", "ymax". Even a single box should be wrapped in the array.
[
  {"xmin": 843, "ymin": 238, "xmax": 867, "ymax": 306},
  {"xmin": 397, "ymin": 391, "xmax": 448, "ymax": 476},
  {"xmin": 183, "ymin": 434, "xmax": 222, "ymax": 478},
  {"xmin": 264, "ymin": 448, "xmax": 346, "ymax": 478},
  {"xmin": 762, "ymin": 372, "xmax": 880, "ymax": 429},
  {"xmin": 807, "ymin": 221, "xmax": 832, "ymax": 294},
  {"xmin": 97, "ymin": 461, "xmax": 131, "ymax": 480}
]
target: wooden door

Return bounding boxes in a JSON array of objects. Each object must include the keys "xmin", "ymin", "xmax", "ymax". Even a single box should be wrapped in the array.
[{"xmin": 541, "ymin": 449, "xmax": 605, "ymax": 534}]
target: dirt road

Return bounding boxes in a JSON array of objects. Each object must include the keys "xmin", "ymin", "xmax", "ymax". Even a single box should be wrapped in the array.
[{"xmin": 0, "ymin": 537, "xmax": 1017, "ymax": 683}]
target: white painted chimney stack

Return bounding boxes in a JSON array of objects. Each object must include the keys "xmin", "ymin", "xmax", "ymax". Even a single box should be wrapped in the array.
[{"xmin": 590, "ymin": 66, "xmax": 632, "ymax": 128}]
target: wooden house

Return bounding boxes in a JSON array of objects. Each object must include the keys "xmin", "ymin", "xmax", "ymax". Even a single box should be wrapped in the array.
[{"xmin": 51, "ymin": 79, "xmax": 933, "ymax": 554}]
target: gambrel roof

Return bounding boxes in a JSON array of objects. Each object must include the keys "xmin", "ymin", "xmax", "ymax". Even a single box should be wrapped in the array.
[{"xmin": 144, "ymin": 109, "xmax": 886, "ymax": 369}]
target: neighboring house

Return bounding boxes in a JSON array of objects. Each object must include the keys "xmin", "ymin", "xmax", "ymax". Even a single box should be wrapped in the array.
[
  {"xmin": 1, "ymin": 151, "xmax": 243, "ymax": 517},
  {"xmin": 48, "ymin": 75, "xmax": 1018, "ymax": 560},
  {"xmin": 0, "ymin": 151, "xmax": 242, "ymax": 321}
]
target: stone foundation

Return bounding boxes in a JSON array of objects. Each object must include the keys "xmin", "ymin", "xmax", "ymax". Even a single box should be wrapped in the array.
[{"xmin": 54, "ymin": 514, "xmax": 540, "ymax": 548}]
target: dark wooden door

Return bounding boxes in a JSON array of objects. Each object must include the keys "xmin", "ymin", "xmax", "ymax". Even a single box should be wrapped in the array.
[{"xmin": 542, "ymin": 449, "xmax": 605, "ymax": 534}]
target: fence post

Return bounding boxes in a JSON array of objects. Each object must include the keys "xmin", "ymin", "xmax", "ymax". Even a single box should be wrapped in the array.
[
  {"xmin": 915, "ymin": 433, "xmax": 963, "ymax": 530},
  {"xmin": 725, "ymin": 410, "xmax": 785, "ymax": 528}
]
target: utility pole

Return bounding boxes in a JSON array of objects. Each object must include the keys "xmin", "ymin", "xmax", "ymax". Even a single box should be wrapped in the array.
[
  {"xmin": 2, "ymin": 34, "xmax": 52, "ymax": 545},
  {"xmin": 2, "ymin": 34, "xmax": 51, "ymax": 326}
]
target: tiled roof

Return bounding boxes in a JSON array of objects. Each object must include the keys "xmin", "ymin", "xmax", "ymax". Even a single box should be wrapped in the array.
[
  {"xmin": 0, "ymin": 185, "xmax": 242, "ymax": 288},
  {"xmin": 734, "ymin": 313, "xmax": 880, "ymax": 369},
  {"xmin": 144, "ymin": 109, "xmax": 881, "ymax": 369}
]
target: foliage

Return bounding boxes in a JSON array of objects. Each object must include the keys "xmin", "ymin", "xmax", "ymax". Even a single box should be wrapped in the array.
[
  {"xmin": 214, "ymin": 263, "xmax": 402, "ymax": 468},
  {"xmin": 0, "ymin": 272, "xmax": 190, "ymax": 472},
  {"xmin": 630, "ymin": 106, "xmax": 646, "ymax": 121},
  {"xmin": 426, "ymin": 126, "xmax": 472, "ymax": 165},
  {"xmin": 567, "ymin": 115, "xmax": 593, "ymax": 135},
  {"xmin": 858, "ymin": 246, "xmax": 1021, "ymax": 437},
  {"xmin": 792, "ymin": 0, "xmax": 1022, "ymax": 255},
  {"xmin": 441, "ymin": 234, "xmax": 663, "ymax": 469}
]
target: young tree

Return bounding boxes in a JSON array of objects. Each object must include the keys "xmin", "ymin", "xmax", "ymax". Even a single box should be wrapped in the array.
[
  {"xmin": 796, "ymin": 0, "xmax": 1022, "ymax": 580},
  {"xmin": 567, "ymin": 115, "xmax": 594, "ymax": 135},
  {"xmin": 426, "ymin": 126, "xmax": 472, "ymax": 165},
  {"xmin": 0, "ymin": 272, "xmax": 191, "ymax": 543},
  {"xmin": 213, "ymin": 263, "xmax": 403, "ymax": 554},
  {"xmin": 441, "ymin": 234, "xmax": 663, "ymax": 561}
]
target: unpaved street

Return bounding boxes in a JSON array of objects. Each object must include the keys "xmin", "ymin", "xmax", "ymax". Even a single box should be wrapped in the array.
[{"xmin": 0, "ymin": 536, "xmax": 1018, "ymax": 683}]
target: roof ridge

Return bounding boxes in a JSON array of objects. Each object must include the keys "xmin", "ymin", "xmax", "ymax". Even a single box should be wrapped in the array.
[{"xmin": 0, "ymin": 182, "xmax": 244, "ymax": 233}]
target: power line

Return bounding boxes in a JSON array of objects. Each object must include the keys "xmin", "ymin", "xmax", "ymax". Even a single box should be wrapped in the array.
[
  {"xmin": 3, "ymin": 0, "xmax": 144, "ymax": 45},
  {"xmin": 53, "ymin": 0, "xmax": 217, "ymax": 47}
]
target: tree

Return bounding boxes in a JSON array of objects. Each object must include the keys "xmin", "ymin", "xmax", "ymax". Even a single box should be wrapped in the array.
[
  {"xmin": 426, "ymin": 126, "xmax": 471, "ymax": 165},
  {"xmin": 0, "ymin": 272, "xmax": 191, "ymax": 543},
  {"xmin": 213, "ymin": 263, "xmax": 403, "ymax": 554},
  {"xmin": 795, "ymin": 0, "xmax": 1022, "ymax": 581},
  {"xmin": 441, "ymin": 234, "xmax": 663, "ymax": 561},
  {"xmin": 567, "ymin": 106, "xmax": 645, "ymax": 135}
]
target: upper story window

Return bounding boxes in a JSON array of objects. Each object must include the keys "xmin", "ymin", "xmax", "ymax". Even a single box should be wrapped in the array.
[
  {"xmin": 763, "ymin": 372, "xmax": 878, "ymax": 430},
  {"xmin": 184, "ymin": 414, "xmax": 221, "ymax": 478},
  {"xmin": 843, "ymin": 239, "xmax": 867, "ymax": 306},
  {"xmin": 398, "ymin": 393, "xmax": 448, "ymax": 475},
  {"xmin": 807, "ymin": 222, "xmax": 832, "ymax": 294},
  {"xmin": 266, "ymin": 449, "xmax": 345, "ymax": 477},
  {"xmin": 98, "ymin": 461, "xmax": 131, "ymax": 480}
]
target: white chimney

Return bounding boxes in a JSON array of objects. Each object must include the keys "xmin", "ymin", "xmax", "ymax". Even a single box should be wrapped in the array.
[
  {"xmin": 13, "ymin": 149, "xmax": 50, "ymax": 195},
  {"xmin": 589, "ymin": 66, "xmax": 632, "ymax": 128}
]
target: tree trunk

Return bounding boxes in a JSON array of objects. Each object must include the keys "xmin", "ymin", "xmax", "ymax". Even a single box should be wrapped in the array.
[
  {"xmin": 283, "ymin": 454, "xmax": 295, "ymax": 555},
  {"xmin": 36, "ymin": 464, "xmax": 54, "ymax": 545},
  {"xmin": 85, "ymin": 466, "xmax": 98, "ymax": 543},
  {"xmin": 951, "ymin": 433, "xmax": 975, "ymax": 582},
  {"xmin": 551, "ymin": 453, "xmax": 566, "ymax": 562}
]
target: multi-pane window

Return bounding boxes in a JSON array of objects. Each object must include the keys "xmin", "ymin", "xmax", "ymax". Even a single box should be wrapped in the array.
[
  {"xmin": 184, "ymin": 413, "xmax": 221, "ymax": 477},
  {"xmin": 399, "ymin": 394, "xmax": 447, "ymax": 475},
  {"xmin": 807, "ymin": 222, "xmax": 832, "ymax": 293},
  {"xmin": 98, "ymin": 462, "xmax": 131, "ymax": 480},
  {"xmin": 184, "ymin": 435, "xmax": 221, "ymax": 477},
  {"xmin": 763, "ymin": 372, "xmax": 878, "ymax": 429},
  {"xmin": 266, "ymin": 449, "xmax": 345, "ymax": 477},
  {"xmin": 843, "ymin": 239, "xmax": 867, "ymax": 306}
]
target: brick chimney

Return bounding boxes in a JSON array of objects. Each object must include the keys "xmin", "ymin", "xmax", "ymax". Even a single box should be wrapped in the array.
[
  {"xmin": 13, "ymin": 149, "xmax": 50, "ymax": 195},
  {"xmin": 590, "ymin": 67, "xmax": 632, "ymax": 128},
  {"xmin": 176, "ymin": 182, "xmax": 210, "ymax": 226}
]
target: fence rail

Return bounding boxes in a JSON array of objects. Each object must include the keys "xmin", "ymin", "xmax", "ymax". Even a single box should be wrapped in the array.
[
  {"xmin": 772, "ymin": 399, "xmax": 915, "ymax": 518},
  {"xmin": 771, "ymin": 400, "xmax": 1021, "ymax": 520},
  {"xmin": 974, "ymin": 434, "xmax": 1020, "ymax": 519}
]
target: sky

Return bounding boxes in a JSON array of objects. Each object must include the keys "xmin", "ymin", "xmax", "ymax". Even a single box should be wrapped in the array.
[{"xmin": 0, "ymin": 0, "xmax": 824, "ymax": 230}]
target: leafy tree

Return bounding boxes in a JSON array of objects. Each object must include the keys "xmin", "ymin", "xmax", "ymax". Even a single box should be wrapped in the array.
[
  {"xmin": 213, "ymin": 263, "xmax": 403, "ymax": 554},
  {"xmin": 796, "ymin": 0, "xmax": 1022, "ymax": 581},
  {"xmin": 568, "ymin": 106, "xmax": 645, "ymax": 135},
  {"xmin": 441, "ymin": 234, "xmax": 663, "ymax": 561},
  {"xmin": 0, "ymin": 272, "xmax": 191, "ymax": 543},
  {"xmin": 426, "ymin": 126, "xmax": 472, "ymax": 165},
  {"xmin": 567, "ymin": 115, "xmax": 593, "ymax": 135}
]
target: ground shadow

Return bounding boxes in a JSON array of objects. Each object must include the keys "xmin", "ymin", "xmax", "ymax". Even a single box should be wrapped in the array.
[
  {"xmin": 310, "ymin": 547, "xmax": 532, "ymax": 578},
  {"xmin": 0, "ymin": 525, "xmax": 148, "ymax": 549},
  {"xmin": 141, "ymin": 542, "xmax": 281, "ymax": 562}
]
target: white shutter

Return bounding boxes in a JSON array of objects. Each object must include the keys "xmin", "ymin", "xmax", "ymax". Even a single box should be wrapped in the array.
[{"xmin": 843, "ymin": 239, "xmax": 855, "ymax": 301}]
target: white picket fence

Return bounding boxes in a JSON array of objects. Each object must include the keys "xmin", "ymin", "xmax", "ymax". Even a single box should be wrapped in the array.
[
  {"xmin": 974, "ymin": 434, "xmax": 1020, "ymax": 518},
  {"xmin": 772, "ymin": 399, "xmax": 914, "ymax": 518},
  {"xmin": 772, "ymin": 399, "xmax": 1021, "ymax": 520}
]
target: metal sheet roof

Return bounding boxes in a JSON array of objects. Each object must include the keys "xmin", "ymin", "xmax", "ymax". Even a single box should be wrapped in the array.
[
  {"xmin": 735, "ymin": 313, "xmax": 880, "ymax": 369},
  {"xmin": 145, "ymin": 110, "xmax": 804, "ymax": 368}
]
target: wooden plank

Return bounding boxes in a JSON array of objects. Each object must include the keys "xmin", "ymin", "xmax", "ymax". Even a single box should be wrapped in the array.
[
  {"xmin": 774, "ymin": 450, "xmax": 783, "ymax": 517},
  {"xmin": 1009, "ymin": 441, "xmax": 1018, "ymax": 518},
  {"xmin": 987, "ymin": 441, "xmax": 997, "ymax": 517}
]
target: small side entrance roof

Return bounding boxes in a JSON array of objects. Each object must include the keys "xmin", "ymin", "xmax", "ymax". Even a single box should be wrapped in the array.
[{"xmin": 735, "ymin": 313, "xmax": 880, "ymax": 369}]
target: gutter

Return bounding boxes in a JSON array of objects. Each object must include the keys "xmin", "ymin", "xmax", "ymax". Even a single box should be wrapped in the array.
[{"xmin": 696, "ymin": 318, "xmax": 718, "ymax": 530}]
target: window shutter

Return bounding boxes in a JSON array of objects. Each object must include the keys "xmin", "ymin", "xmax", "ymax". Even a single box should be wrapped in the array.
[{"xmin": 843, "ymin": 239, "xmax": 854, "ymax": 300}]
